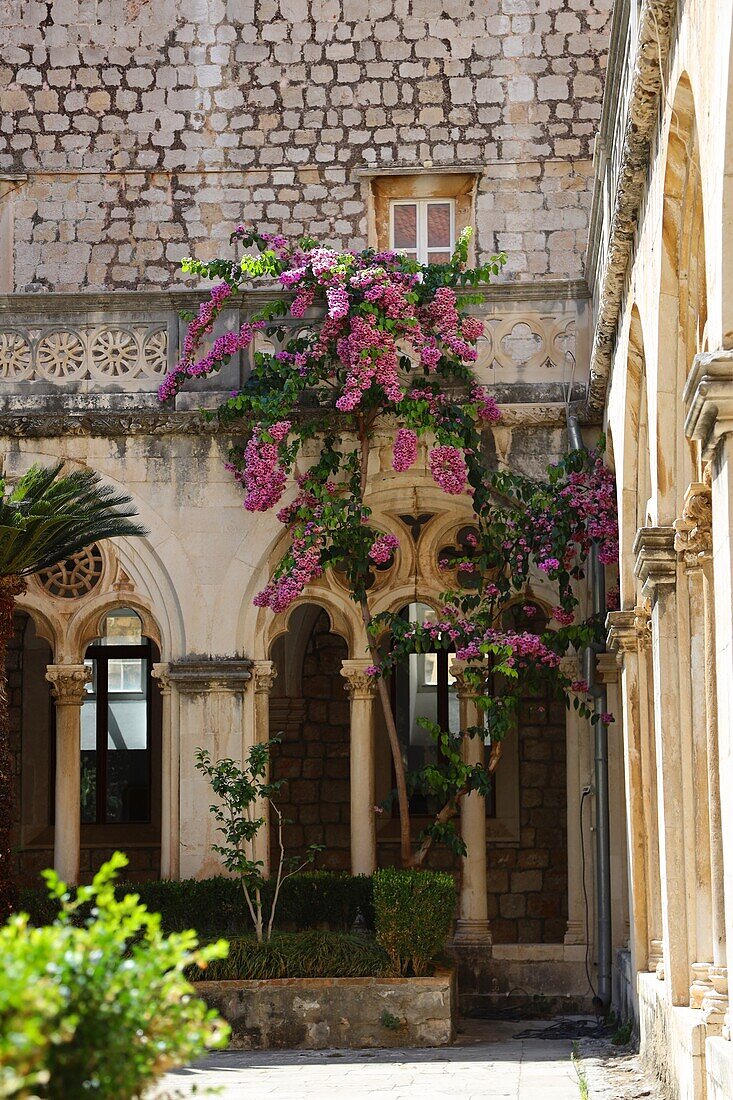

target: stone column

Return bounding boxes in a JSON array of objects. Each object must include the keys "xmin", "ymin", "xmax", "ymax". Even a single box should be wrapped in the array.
[
  {"xmin": 560, "ymin": 653, "xmax": 587, "ymax": 948},
  {"xmin": 340, "ymin": 659, "xmax": 377, "ymax": 876},
  {"xmin": 46, "ymin": 663, "xmax": 92, "ymax": 886},
  {"xmin": 635, "ymin": 527, "xmax": 692, "ymax": 1005},
  {"xmin": 684, "ymin": 352, "xmax": 733, "ymax": 1033},
  {"xmin": 452, "ymin": 660, "xmax": 491, "ymax": 945},
  {"xmin": 167, "ymin": 658, "xmax": 252, "ymax": 880},
  {"xmin": 252, "ymin": 660, "xmax": 277, "ymax": 878},
  {"xmin": 596, "ymin": 651, "xmax": 629, "ymax": 951},
  {"xmin": 152, "ymin": 663, "xmax": 178, "ymax": 880},
  {"xmin": 607, "ymin": 611, "xmax": 652, "ymax": 984},
  {"xmin": 674, "ymin": 484, "xmax": 717, "ymax": 1010}
]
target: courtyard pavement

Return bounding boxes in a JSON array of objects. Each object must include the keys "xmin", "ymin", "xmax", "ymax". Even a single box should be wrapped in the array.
[{"xmin": 156, "ymin": 1021, "xmax": 586, "ymax": 1099}]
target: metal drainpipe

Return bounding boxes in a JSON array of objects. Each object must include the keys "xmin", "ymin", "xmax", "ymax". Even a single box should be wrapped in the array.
[{"xmin": 566, "ymin": 411, "xmax": 612, "ymax": 1009}]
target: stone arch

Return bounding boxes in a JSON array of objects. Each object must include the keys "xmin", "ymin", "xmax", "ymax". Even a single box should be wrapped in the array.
[{"xmin": 656, "ymin": 74, "xmax": 707, "ymax": 523}]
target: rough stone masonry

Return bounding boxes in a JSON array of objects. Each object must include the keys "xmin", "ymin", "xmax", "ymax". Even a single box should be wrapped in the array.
[{"xmin": 0, "ymin": 0, "xmax": 611, "ymax": 292}]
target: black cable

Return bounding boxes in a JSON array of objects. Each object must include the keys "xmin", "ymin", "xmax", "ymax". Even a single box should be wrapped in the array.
[{"xmin": 580, "ymin": 787, "xmax": 598, "ymax": 1000}]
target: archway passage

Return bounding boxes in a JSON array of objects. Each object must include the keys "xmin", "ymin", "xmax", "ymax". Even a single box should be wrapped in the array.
[
  {"xmin": 269, "ymin": 607, "xmax": 351, "ymax": 872},
  {"xmin": 9, "ymin": 611, "xmax": 53, "ymax": 887}
]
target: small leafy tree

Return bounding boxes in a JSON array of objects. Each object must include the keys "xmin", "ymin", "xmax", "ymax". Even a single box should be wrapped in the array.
[
  {"xmin": 196, "ymin": 740, "xmax": 322, "ymax": 942},
  {"xmin": 0, "ymin": 851, "xmax": 229, "ymax": 1099},
  {"xmin": 164, "ymin": 229, "xmax": 618, "ymax": 868}
]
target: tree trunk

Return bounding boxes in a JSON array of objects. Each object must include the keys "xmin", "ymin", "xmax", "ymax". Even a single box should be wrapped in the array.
[{"xmin": 0, "ymin": 575, "xmax": 26, "ymax": 919}]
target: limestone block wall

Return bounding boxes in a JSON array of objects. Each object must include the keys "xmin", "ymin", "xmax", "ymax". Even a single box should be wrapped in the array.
[{"xmin": 0, "ymin": 0, "xmax": 611, "ymax": 292}]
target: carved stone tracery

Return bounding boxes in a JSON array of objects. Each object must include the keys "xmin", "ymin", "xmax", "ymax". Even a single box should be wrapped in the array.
[
  {"xmin": 0, "ymin": 324, "xmax": 169, "ymax": 383},
  {"xmin": 36, "ymin": 544, "xmax": 105, "ymax": 599}
]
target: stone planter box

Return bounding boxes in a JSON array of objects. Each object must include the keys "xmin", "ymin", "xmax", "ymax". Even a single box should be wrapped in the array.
[{"xmin": 195, "ymin": 971, "xmax": 455, "ymax": 1050}]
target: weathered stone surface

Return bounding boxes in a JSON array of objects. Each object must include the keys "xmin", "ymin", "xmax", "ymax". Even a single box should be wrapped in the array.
[{"xmin": 195, "ymin": 973, "xmax": 454, "ymax": 1049}]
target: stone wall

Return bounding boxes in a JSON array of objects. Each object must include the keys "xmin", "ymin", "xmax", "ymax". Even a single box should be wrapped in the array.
[
  {"xmin": 270, "ymin": 610, "xmax": 351, "ymax": 872},
  {"xmin": 0, "ymin": 0, "xmax": 611, "ymax": 292}
]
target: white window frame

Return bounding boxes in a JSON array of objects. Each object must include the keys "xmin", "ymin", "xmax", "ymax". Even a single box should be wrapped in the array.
[{"xmin": 389, "ymin": 198, "xmax": 456, "ymax": 264}]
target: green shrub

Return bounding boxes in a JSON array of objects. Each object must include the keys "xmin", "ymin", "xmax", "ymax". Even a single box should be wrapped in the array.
[
  {"xmin": 373, "ymin": 867, "xmax": 456, "ymax": 976},
  {"xmin": 1, "ymin": 852, "xmax": 229, "ymax": 1099},
  {"xmin": 194, "ymin": 929, "xmax": 389, "ymax": 981},
  {"xmin": 18, "ymin": 870, "xmax": 374, "ymax": 937}
]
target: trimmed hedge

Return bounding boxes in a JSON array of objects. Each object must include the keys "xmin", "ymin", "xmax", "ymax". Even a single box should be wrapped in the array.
[
  {"xmin": 19, "ymin": 870, "xmax": 374, "ymax": 937},
  {"xmin": 373, "ymin": 867, "xmax": 456, "ymax": 976},
  {"xmin": 193, "ymin": 930, "xmax": 390, "ymax": 981}
]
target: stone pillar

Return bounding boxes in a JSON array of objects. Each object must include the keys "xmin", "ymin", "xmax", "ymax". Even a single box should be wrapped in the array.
[
  {"xmin": 166, "ymin": 658, "xmax": 252, "ymax": 880},
  {"xmin": 152, "ymin": 663, "xmax": 178, "ymax": 880},
  {"xmin": 596, "ymin": 651, "xmax": 629, "ymax": 952},
  {"xmin": 452, "ymin": 660, "xmax": 491, "ymax": 945},
  {"xmin": 560, "ymin": 653, "xmax": 587, "ymax": 948},
  {"xmin": 635, "ymin": 527, "xmax": 692, "ymax": 1005},
  {"xmin": 46, "ymin": 663, "xmax": 92, "ymax": 886},
  {"xmin": 252, "ymin": 660, "xmax": 277, "ymax": 878},
  {"xmin": 684, "ymin": 352, "xmax": 733, "ymax": 1033},
  {"xmin": 674, "ymin": 483, "xmax": 717, "ymax": 1010},
  {"xmin": 340, "ymin": 659, "xmax": 377, "ymax": 876},
  {"xmin": 607, "ymin": 611, "xmax": 652, "ymax": 984}
]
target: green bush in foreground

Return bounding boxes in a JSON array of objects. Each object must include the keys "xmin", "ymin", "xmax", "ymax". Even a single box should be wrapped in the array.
[
  {"xmin": 193, "ymin": 929, "xmax": 390, "ymax": 981},
  {"xmin": 373, "ymin": 867, "xmax": 456, "ymax": 976},
  {"xmin": 0, "ymin": 852, "xmax": 229, "ymax": 1100},
  {"xmin": 19, "ymin": 869, "xmax": 375, "ymax": 937}
]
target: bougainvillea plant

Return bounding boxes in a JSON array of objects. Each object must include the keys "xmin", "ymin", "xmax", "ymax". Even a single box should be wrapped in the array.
[{"xmin": 159, "ymin": 227, "xmax": 618, "ymax": 868}]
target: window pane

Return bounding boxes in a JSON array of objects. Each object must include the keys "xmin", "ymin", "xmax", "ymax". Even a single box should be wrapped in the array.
[
  {"xmin": 106, "ymin": 657, "xmax": 149, "ymax": 823},
  {"xmin": 80, "ymin": 697, "xmax": 97, "ymax": 823},
  {"xmin": 427, "ymin": 203, "xmax": 451, "ymax": 248},
  {"xmin": 393, "ymin": 204, "xmax": 418, "ymax": 249},
  {"xmin": 427, "ymin": 250, "xmax": 451, "ymax": 264}
]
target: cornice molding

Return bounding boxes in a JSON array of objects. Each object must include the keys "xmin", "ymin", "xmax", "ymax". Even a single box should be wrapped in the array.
[
  {"xmin": 0, "ymin": 411, "xmax": 225, "ymax": 437},
  {"xmin": 633, "ymin": 527, "xmax": 677, "ymax": 593},
  {"xmin": 684, "ymin": 350, "xmax": 733, "ymax": 459},
  {"xmin": 0, "ymin": 278, "xmax": 590, "ymax": 316},
  {"xmin": 167, "ymin": 657, "xmax": 252, "ymax": 693}
]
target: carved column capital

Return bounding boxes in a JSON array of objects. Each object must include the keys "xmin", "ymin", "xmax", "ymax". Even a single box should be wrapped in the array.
[
  {"xmin": 151, "ymin": 662, "xmax": 171, "ymax": 696},
  {"xmin": 252, "ymin": 660, "xmax": 277, "ymax": 695},
  {"xmin": 684, "ymin": 349, "xmax": 733, "ymax": 459},
  {"xmin": 606, "ymin": 610, "xmax": 637, "ymax": 657},
  {"xmin": 596, "ymin": 651, "xmax": 618, "ymax": 685},
  {"xmin": 558, "ymin": 651, "xmax": 581, "ymax": 680},
  {"xmin": 46, "ymin": 663, "xmax": 92, "ymax": 705},
  {"xmin": 673, "ymin": 482, "xmax": 713, "ymax": 567},
  {"xmin": 449, "ymin": 658, "xmax": 486, "ymax": 701},
  {"xmin": 633, "ymin": 527, "xmax": 677, "ymax": 595},
  {"xmin": 340, "ymin": 659, "xmax": 377, "ymax": 700}
]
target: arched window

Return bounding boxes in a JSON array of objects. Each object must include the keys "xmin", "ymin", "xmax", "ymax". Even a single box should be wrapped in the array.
[
  {"xmin": 81, "ymin": 608, "xmax": 153, "ymax": 824},
  {"xmin": 392, "ymin": 601, "xmax": 459, "ymax": 814}
]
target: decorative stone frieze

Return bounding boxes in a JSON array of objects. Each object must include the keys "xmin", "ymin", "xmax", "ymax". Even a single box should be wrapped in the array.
[
  {"xmin": 166, "ymin": 658, "xmax": 252, "ymax": 694},
  {"xmin": 45, "ymin": 663, "xmax": 92, "ymax": 705},
  {"xmin": 633, "ymin": 528, "xmax": 677, "ymax": 595},
  {"xmin": 684, "ymin": 350, "xmax": 733, "ymax": 459},
  {"xmin": 0, "ymin": 323, "xmax": 167, "ymax": 384}
]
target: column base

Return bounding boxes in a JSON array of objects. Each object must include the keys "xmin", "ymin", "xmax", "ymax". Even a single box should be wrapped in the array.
[
  {"xmin": 703, "ymin": 967, "xmax": 730, "ymax": 1036},
  {"xmin": 564, "ymin": 919, "xmax": 585, "ymax": 946},
  {"xmin": 454, "ymin": 919, "xmax": 492, "ymax": 946},
  {"xmin": 690, "ymin": 961, "xmax": 714, "ymax": 1009},
  {"xmin": 648, "ymin": 939, "xmax": 664, "ymax": 973}
]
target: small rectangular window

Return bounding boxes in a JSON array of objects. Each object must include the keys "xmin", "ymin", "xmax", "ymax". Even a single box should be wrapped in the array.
[{"xmin": 390, "ymin": 199, "xmax": 455, "ymax": 264}]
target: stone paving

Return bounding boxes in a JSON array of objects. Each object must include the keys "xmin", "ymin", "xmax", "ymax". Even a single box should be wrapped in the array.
[{"xmin": 157, "ymin": 1021, "xmax": 589, "ymax": 1099}]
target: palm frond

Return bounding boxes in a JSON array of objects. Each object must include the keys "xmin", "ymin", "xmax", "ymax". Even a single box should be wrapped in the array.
[{"xmin": 0, "ymin": 464, "xmax": 148, "ymax": 578}]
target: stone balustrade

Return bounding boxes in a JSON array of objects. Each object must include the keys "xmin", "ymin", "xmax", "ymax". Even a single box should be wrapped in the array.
[{"xmin": 0, "ymin": 281, "xmax": 589, "ymax": 417}]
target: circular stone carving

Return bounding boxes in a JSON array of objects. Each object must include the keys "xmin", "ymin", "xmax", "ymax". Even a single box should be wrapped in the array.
[
  {"xmin": 37, "ymin": 544, "xmax": 104, "ymax": 599},
  {"xmin": 143, "ymin": 329, "xmax": 168, "ymax": 375},
  {"xmin": 90, "ymin": 328, "xmax": 138, "ymax": 377},
  {"xmin": 0, "ymin": 332, "xmax": 32, "ymax": 379},
  {"xmin": 36, "ymin": 331, "xmax": 85, "ymax": 380}
]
